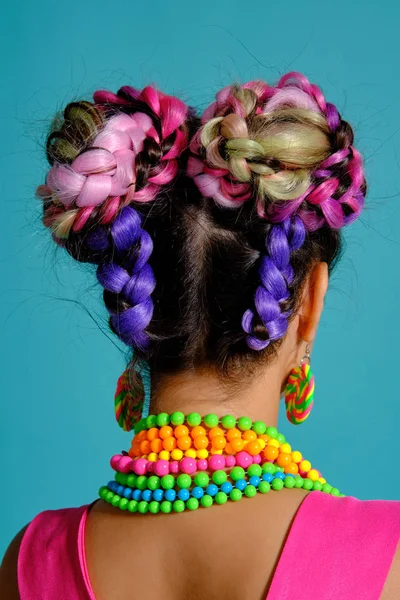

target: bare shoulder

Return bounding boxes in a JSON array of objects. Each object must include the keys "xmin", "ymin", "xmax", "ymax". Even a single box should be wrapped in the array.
[
  {"xmin": 0, "ymin": 525, "xmax": 29, "ymax": 600},
  {"xmin": 380, "ymin": 541, "xmax": 400, "ymax": 600}
]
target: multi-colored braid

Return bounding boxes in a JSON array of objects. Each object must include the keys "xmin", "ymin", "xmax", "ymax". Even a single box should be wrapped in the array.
[
  {"xmin": 36, "ymin": 86, "xmax": 188, "ymax": 349},
  {"xmin": 188, "ymin": 71, "xmax": 366, "ymax": 350}
]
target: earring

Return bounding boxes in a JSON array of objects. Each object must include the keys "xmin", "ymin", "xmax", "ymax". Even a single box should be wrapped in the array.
[
  {"xmin": 114, "ymin": 360, "xmax": 151, "ymax": 431},
  {"xmin": 284, "ymin": 343, "xmax": 315, "ymax": 425}
]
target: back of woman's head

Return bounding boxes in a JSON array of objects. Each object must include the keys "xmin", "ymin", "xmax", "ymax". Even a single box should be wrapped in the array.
[{"xmin": 36, "ymin": 72, "xmax": 366, "ymax": 390}]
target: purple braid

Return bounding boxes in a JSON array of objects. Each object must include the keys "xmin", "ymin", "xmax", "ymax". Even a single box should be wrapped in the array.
[
  {"xmin": 242, "ymin": 216, "xmax": 306, "ymax": 351},
  {"xmin": 86, "ymin": 206, "xmax": 156, "ymax": 350}
]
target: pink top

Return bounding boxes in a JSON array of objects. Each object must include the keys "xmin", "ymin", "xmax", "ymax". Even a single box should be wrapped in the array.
[{"xmin": 18, "ymin": 491, "xmax": 400, "ymax": 600}]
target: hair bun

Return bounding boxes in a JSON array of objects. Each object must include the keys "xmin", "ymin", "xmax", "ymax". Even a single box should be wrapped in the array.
[{"xmin": 187, "ymin": 72, "xmax": 365, "ymax": 231}]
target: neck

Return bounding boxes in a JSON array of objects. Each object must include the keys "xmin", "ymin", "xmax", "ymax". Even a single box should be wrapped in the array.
[{"xmin": 150, "ymin": 366, "xmax": 282, "ymax": 427}]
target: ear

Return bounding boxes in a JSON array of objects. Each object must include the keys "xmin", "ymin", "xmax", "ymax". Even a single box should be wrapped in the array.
[{"xmin": 298, "ymin": 262, "xmax": 329, "ymax": 343}]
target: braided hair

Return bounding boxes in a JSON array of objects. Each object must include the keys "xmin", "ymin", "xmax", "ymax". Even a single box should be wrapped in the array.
[{"xmin": 36, "ymin": 72, "xmax": 366, "ymax": 385}]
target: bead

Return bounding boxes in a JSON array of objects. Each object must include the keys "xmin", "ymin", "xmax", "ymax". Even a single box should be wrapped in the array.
[
  {"xmin": 197, "ymin": 449, "xmax": 209, "ymax": 459},
  {"xmin": 159, "ymin": 426, "xmax": 173, "ymax": 440},
  {"xmin": 230, "ymin": 466, "xmax": 245, "ymax": 481},
  {"xmin": 187, "ymin": 498, "xmax": 199, "ymax": 511},
  {"xmin": 277, "ymin": 453, "xmax": 292, "ymax": 468},
  {"xmin": 197, "ymin": 459, "xmax": 208, "ymax": 471},
  {"xmin": 258, "ymin": 481, "xmax": 271, "ymax": 494},
  {"xmin": 180, "ymin": 457, "xmax": 197, "ymax": 475},
  {"xmin": 132, "ymin": 458, "xmax": 147, "ymax": 476},
  {"xmin": 138, "ymin": 501, "xmax": 148, "ymax": 513},
  {"xmin": 171, "ymin": 449, "xmax": 183, "ymax": 461},
  {"xmin": 142, "ymin": 490, "xmax": 152, "ymax": 502},
  {"xmin": 299, "ymin": 460, "xmax": 311, "ymax": 473},
  {"xmin": 276, "ymin": 433, "xmax": 286, "ymax": 444},
  {"xmin": 194, "ymin": 472, "xmax": 210, "ymax": 487},
  {"xmin": 208, "ymin": 455, "xmax": 226, "ymax": 471},
  {"xmin": 106, "ymin": 491, "xmax": 114, "ymax": 503},
  {"xmin": 249, "ymin": 476, "xmax": 261, "ymax": 487},
  {"xmin": 161, "ymin": 475, "xmax": 175, "ymax": 490},
  {"xmin": 147, "ymin": 427, "xmax": 160, "ymax": 441},
  {"xmin": 152, "ymin": 489, "xmax": 164, "ymax": 502},
  {"xmin": 177, "ymin": 474, "xmax": 192, "ymax": 489},
  {"xmin": 322, "ymin": 483, "xmax": 332, "ymax": 494},
  {"xmin": 160, "ymin": 501, "xmax": 172, "ymax": 513},
  {"xmin": 136, "ymin": 476, "xmax": 148, "ymax": 490},
  {"xmin": 170, "ymin": 411, "xmax": 185, "ymax": 426},
  {"xmin": 313, "ymin": 481, "xmax": 323, "ymax": 491},
  {"xmin": 236, "ymin": 451, "xmax": 252, "ymax": 468},
  {"xmin": 146, "ymin": 415, "xmax": 157, "ymax": 428},
  {"xmin": 139, "ymin": 440, "xmax": 151, "ymax": 454},
  {"xmin": 149, "ymin": 501, "xmax": 160, "ymax": 514},
  {"xmin": 221, "ymin": 415, "xmax": 236, "ymax": 429},
  {"xmin": 291, "ymin": 450, "xmax": 302, "ymax": 463},
  {"xmin": 284, "ymin": 463, "xmax": 299, "ymax": 475},
  {"xmin": 271, "ymin": 478, "xmax": 284, "ymax": 491},
  {"xmin": 307, "ymin": 469, "xmax": 319, "ymax": 482},
  {"xmin": 187, "ymin": 412, "xmax": 202, "ymax": 427},
  {"xmin": 265, "ymin": 426, "xmax": 278, "ymax": 439},
  {"xmin": 225, "ymin": 455, "xmax": 236, "ymax": 468},
  {"xmin": 244, "ymin": 485, "xmax": 257, "ymax": 498},
  {"xmin": 221, "ymin": 481, "xmax": 233, "ymax": 494},
  {"xmin": 192, "ymin": 486, "xmax": 204, "ymax": 499},
  {"xmin": 118, "ymin": 456, "xmax": 134, "ymax": 473},
  {"xmin": 230, "ymin": 488, "xmax": 242, "ymax": 501},
  {"xmin": 262, "ymin": 473, "xmax": 273, "ymax": 483},
  {"xmin": 201, "ymin": 495, "xmax": 213, "ymax": 508},
  {"xmin": 147, "ymin": 476, "xmax": 161, "ymax": 491},
  {"xmin": 134, "ymin": 418, "xmax": 147, "ymax": 434},
  {"xmin": 267, "ymin": 439, "xmax": 280, "ymax": 448},
  {"xmin": 237, "ymin": 416, "xmax": 252, "ymax": 431},
  {"xmin": 225, "ymin": 443, "xmax": 235, "ymax": 455},
  {"xmin": 319, "ymin": 477, "xmax": 326, "ymax": 484},
  {"xmin": 191, "ymin": 426, "xmax": 206, "ymax": 439},
  {"xmin": 257, "ymin": 439, "xmax": 266, "ymax": 450},
  {"xmin": 99, "ymin": 486, "xmax": 108, "ymax": 500},
  {"xmin": 132, "ymin": 490, "xmax": 142, "ymax": 501},
  {"xmin": 178, "ymin": 489, "xmax": 190, "ymax": 501},
  {"xmin": 284, "ymin": 476, "xmax": 295, "ymax": 489},
  {"xmin": 206, "ymin": 484, "xmax": 218, "ymax": 497},
  {"xmin": 252, "ymin": 420, "xmax": 267, "ymax": 435},
  {"xmin": 262, "ymin": 463, "xmax": 276, "ymax": 474},
  {"xmin": 214, "ymin": 491, "xmax": 227, "ymax": 505},
  {"xmin": 165, "ymin": 489, "xmax": 176, "ymax": 502},
  {"xmin": 264, "ymin": 446, "xmax": 279, "ymax": 461},
  {"xmin": 246, "ymin": 441, "xmax": 262, "ymax": 456},
  {"xmin": 174, "ymin": 425, "xmax": 189, "ymax": 438},
  {"xmin": 294, "ymin": 476, "xmax": 304, "ymax": 488},
  {"xmin": 209, "ymin": 427, "xmax": 224, "ymax": 438},
  {"xmin": 194, "ymin": 435, "xmax": 209, "ymax": 450},
  {"xmin": 280, "ymin": 443, "xmax": 292, "ymax": 454},
  {"xmin": 110, "ymin": 455, "xmax": 121, "ymax": 470},
  {"xmin": 331, "ymin": 488, "xmax": 340, "ymax": 496},
  {"xmin": 147, "ymin": 452, "xmax": 158, "ymax": 462},
  {"xmin": 231, "ymin": 438, "xmax": 245, "ymax": 452},
  {"xmin": 204, "ymin": 414, "xmax": 219, "ymax": 428},
  {"xmin": 117, "ymin": 485, "xmax": 125, "ymax": 496},
  {"xmin": 163, "ymin": 437, "xmax": 177, "ymax": 451},
  {"xmin": 226, "ymin": 428, "xmax": 241, "ymax": 441},
  {"xmin": 243, "ymin": 430, "xmax": 257, "ymax": 442},
  {"xmin": 156, "ymin": 412, "xmax": 170, "ymax": 427},
  {"xmin": 170, "ymin": 461, "xmax": 179, "ymax": 473},
  {"xmin": 212, "ymin": 470, "xmax": 227, "ymax": 485},
  {"xmin": 303, "ymin": 479, "xmax": 313, "ymax": 490},
  {"xmin": 173, "ymin": 500, "xmax": 185, "ymax": 513},
  {"xmin": 235, "ymin": 479, "xmax": 247, "ymax": 491},
  {"xmin": 159, "ymin": 450, "xmax": 170, "ymax": 461},
  {"xmin": 128, "ymin": 499, "xmax": 138, "ymax": 512},
  {"xmin": 212, "ymin": 436, "xmax": 227, "ymax": 450},
  {"xmin": 177, "ymin": 435, "xmax": 192, "ymax": 451},
  {"xmin": 248, "ymin": 464, "xmax": 262, "ymax": 478}
]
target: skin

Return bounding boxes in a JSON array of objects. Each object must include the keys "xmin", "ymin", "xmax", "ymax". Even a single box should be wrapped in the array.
[{"xmin": 1, "ymin": 262, "xmax": 398, "ymax": 599}]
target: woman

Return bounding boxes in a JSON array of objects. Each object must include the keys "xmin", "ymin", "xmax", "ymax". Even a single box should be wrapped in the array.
[{"xmin": 1, "ymin": 72, "xmax": 399, "ymax": 599}]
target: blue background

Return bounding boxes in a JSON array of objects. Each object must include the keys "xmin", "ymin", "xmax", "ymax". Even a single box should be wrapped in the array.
[{"xmin": 1, "ymin": 0, "xmax": 400, "ymax": 558}]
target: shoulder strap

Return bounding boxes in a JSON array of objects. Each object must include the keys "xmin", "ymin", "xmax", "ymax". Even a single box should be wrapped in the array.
[
  {"xmin": 267, "ymin": 491, "xmax": 400, "ymax": 600},
  {"xmin": 18, "ymin": 505, "xmax": 93, "ymax": 600}
]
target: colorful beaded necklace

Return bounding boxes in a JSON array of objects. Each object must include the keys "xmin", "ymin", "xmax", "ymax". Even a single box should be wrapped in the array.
[{"xmin": 99, "ymin": 412, "xmax": 344, "ymax": 514}]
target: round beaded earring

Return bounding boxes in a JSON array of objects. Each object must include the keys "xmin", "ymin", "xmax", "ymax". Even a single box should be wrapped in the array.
[
  {"xmin": 115, "ymin": 361, "xmax": 151, "ymax": 431},
  {"xmin": 284, "ymin": 344, "xmax": 315, "ymax": 425}
]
